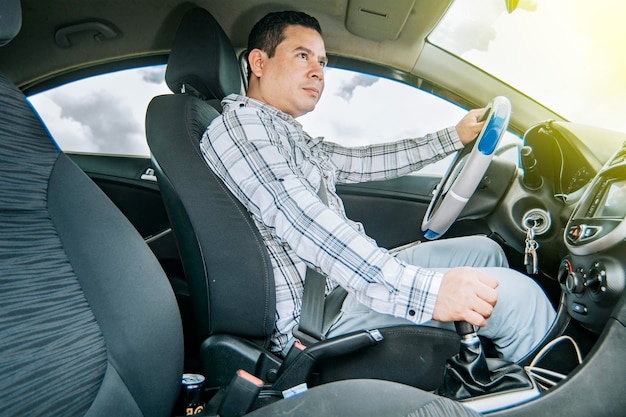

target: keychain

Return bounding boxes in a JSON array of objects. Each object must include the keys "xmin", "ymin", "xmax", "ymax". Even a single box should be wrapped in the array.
[{"xmin": 524, "ymin": 223, "xmax": 539, "ymax": 275}]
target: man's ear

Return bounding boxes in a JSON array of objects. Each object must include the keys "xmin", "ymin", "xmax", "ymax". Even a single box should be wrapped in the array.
[{"xmin": 247, "ymin": 48, "xmax": 265, "ymax": 78}]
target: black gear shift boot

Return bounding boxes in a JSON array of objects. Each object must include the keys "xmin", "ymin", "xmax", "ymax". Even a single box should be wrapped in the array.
[
  {"xmin": 437, "ymin": 353, "xmax": 534, "ymax": 400},
  {"xmin": 436, "ymin": 322, "xmax": 534, "ymax": 401}
]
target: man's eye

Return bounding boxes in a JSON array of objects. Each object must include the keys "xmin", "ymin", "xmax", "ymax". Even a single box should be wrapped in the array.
[
  {"xmin": 319, "ymin": 61, "xmax": 327, "ymax": 68},
  {"xmin": 298, "ymin": 53, "xmax": 307, "ymax": 60}
]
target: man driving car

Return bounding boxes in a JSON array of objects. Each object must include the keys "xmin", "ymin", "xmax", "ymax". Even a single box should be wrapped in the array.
[{"xmin": 200, "ymin": 10, "xmax": 555, "ymax": 362}]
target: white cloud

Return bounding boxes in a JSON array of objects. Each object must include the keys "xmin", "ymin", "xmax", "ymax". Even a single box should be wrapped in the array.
[
  {"xmin": 30, "ymin": 95, "xmax": 94, "ymax": 151},
  {"xmin": 299, "ymin": 69, "xmax": 467, "ymax": 147},
  {"xmin": 29, "ymin": 66, "xmax": 171, "ymax": 155}
]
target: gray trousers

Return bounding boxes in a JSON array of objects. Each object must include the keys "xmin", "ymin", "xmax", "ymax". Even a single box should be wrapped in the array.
[{"xmin": 325, "ymin": 235, "xmax": 556, "ymax": 362}]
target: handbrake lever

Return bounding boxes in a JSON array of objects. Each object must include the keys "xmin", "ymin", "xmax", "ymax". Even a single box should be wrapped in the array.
[{"xmin": 272, "ymin": 329, "xmax": 384, "ymax": 391}]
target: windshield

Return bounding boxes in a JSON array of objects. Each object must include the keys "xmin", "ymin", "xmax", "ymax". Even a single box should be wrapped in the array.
[{"xmin": 430, "ymin": 0, "xmax": 626, "ymax": 133}]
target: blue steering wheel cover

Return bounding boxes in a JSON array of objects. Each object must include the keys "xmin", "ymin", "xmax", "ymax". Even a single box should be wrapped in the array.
[
  {"xmin": 424, "ymin": 229, "xmax": 441, "ymax": 240},
  {"xmin": 477, "ymin": 104, "xmax": 508, "ymax": 155}
]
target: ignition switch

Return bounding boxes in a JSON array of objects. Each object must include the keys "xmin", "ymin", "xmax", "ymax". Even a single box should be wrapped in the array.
[{"xmin": 522, "ymin": 209, "xmax": 551, "ymax": 235}]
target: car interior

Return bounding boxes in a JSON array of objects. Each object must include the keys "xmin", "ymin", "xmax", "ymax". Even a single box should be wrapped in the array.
[
  {"xmin": 2, "ymin": 0, "xmax": 626, "ymax": 416},
  {"xmin": 0, "ymin": 2, "xmax": 480, "ymax": 416}
]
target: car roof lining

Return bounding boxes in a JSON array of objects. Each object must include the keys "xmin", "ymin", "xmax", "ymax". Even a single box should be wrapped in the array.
[
  {"xmin": 0, "ymin": 0, "xmax": 452, "ymax": 90},
  {"xmin": 4, "ymin": 0, "xmax": 563, "ymax": 135}
]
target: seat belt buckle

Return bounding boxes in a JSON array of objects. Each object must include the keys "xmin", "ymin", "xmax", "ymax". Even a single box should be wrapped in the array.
[
  {"xmin": 292, "ymin": 325, "xmax": 322, "ymax": 346},
  {"xmin": 216, "ymin": 369, "xmax": 264, "ymax": 417},
  {"xmin": 283, "ymin": 341, "xmax": 306, "ymax": 369}
]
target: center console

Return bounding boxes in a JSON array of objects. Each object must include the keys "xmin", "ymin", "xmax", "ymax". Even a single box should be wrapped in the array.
[{"xmin": 559, "ymin": 144, "xmax": 626, "ymax": 331}]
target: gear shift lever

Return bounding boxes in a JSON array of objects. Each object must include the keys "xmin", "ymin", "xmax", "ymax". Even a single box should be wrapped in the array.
[
  {"xmin": 454, "ymin": 321, "xmax": 482, "ymax": 363},
  {"xmin": 437, "ymin": 321, "xmax": 534, "ymax": 401},
  {"xmin": 452, "ymin": 321, "xmax": 491, "ymax": 384}
]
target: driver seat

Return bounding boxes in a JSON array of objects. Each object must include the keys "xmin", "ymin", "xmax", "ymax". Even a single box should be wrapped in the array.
[{"xmin": 146, "ymin": 6, "xmax": 460, "ymax": 392}]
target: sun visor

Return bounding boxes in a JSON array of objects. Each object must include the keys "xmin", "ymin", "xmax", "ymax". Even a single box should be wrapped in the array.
[{"xmin": 345, "ymin": 0, "xmax": 415, "ymax": 41}]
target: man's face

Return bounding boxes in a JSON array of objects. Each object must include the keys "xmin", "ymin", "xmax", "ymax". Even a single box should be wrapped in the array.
[{"xmin": 250, "ymin": 25, "xmax": 327, "ymax": 118}]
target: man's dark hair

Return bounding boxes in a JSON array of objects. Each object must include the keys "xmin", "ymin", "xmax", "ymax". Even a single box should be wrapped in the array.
[{"xmin": 246, "ymin": 11, "xmax": 322, "ymax": 76}]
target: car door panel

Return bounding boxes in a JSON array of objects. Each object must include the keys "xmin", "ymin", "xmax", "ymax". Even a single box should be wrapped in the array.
[
  {"xmin": 67, "ymin": 153, "xmax": 511, "ymax": 261},
  {"xmin": 338, "ymin": 179, "xmax": 490, "ymax": 249},
  {"xmin": 338, "ymin": 175, "xmax": 438, "ymax": 249}
]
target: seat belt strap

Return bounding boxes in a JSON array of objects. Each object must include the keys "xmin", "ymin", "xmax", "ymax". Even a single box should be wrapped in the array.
[
  {"xmin": 297, "ymin": 182, "xmax": 332, "ymax": 342},
  {"xmin": 298, "ymin": 267, "xmax": 328, "ymax": 341}
]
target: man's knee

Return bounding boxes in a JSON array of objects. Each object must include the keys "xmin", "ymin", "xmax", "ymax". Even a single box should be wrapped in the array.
[
  {"xmin": 456, "ymin": 236, "xmax": 508, "ymax": 268},
  {"xmin": 497, "ymin": 268, "xmax": 547, "ymax": 299},
  {"xmin": 490, "ymin": 267, "xmax": 555, "ymax": 331},
  {"xmin": 479, "ymin": 268, "xmax": 555, "ymax": 361},
  {"xmin": 475, "ymin": 236, "xmax": 508, "ymax": 267}
]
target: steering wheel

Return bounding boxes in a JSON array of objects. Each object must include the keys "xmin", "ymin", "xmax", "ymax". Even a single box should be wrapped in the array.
[{"xmin": 421, "ymin": 96, "xmax": 511, "ymax": 240}]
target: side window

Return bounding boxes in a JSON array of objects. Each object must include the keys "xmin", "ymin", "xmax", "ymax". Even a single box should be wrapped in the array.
[
  {"xmin": 28, "ymin": 64, "xmax": 520, "ymax": 169},
  {"xmin": 298, "ymin": 67, "xmax": 521, "ymax": 174},
  {"xmin": 28, "ymin": 65, "xmax": 170, "ymax": 157}
]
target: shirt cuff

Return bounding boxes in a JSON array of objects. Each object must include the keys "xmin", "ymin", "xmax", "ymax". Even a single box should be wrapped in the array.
[
  {"xmin": 392, "ymin": 266, "xmax": 445, "ymax": 324},
  {"xmin": 444, "ymin": 126, "xmax": 465, "ymax": 153}
]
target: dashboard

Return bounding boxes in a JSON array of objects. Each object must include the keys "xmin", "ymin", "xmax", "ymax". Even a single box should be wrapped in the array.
[
  {"xmin": 525, "ymin": 121, "xmax": 625, "ymax": 196},
  {"xmin": 511, "ymin": 121, "xmax": 626, "ymax": 333}
]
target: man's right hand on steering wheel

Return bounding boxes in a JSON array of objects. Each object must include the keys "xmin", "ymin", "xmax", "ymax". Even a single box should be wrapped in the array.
[{"xmin": 456, "ymin": 108, "xmax": 486, "ymax": 145}]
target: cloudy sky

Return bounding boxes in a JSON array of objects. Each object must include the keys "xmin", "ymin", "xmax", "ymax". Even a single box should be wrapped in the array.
[
  {"xmin": 30, "ymin": 67, "xmax": 170, "ymax": 156},
  {"xmin": 29, "ymin": 0, "xmax": 625, "ymax": 160},
  {"xmin": 299, "ymin": 69, "xmax": 467, "ymax": 145}
]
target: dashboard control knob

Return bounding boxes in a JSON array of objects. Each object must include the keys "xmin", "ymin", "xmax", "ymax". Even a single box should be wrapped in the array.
[
  {"xmin": 585, "ymin": 262, "xmax": 607, "ymax": 295},
  {"xmin": 557, "ymin": 259, "xmax": 572, "ymax": 286},
  {"xmin": 566, "ymin": 269, "xmax": 585, "ymax": 294}
]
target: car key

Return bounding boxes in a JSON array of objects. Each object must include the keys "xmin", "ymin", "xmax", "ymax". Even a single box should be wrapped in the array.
[{"xmin": 524, "ymin": 224, "xmax": 539, "ymax": 275}]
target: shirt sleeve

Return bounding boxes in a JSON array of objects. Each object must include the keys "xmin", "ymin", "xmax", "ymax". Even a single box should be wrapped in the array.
[
  {"xmin": 316, "ymin": 127, "xmax": 463, "ymax": 184},
  {"xmin": 200, "ymin": 107, "xmax": 445, "ymax": 324}
]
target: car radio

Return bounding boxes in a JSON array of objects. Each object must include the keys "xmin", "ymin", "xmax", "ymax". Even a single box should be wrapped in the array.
[{"xmin": 566, "ymin": 150, "xmax": 626, "ymax": 255}]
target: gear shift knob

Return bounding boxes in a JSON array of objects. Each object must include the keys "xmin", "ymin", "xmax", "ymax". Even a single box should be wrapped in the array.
[
  {"xmin": 454, "ymin": 321, "xmax": 475, "ymax": 338},
  {"xmin": 453, "ymin": 321, "xmax": 483, "ymax": 365}
]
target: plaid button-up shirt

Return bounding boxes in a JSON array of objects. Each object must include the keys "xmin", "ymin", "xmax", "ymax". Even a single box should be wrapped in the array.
[{"xmin": 200, "ymin": 94, "xmax": 464, "ymax": 354}]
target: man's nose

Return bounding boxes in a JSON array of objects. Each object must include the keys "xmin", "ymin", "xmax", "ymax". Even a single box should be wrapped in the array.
[{"xmin": 309, "ymin": 62, "xmax": 324, "ymax": 80}]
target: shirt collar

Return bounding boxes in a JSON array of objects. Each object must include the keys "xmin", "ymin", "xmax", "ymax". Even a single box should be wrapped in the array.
[
  {"xmin": 222, "ymin": 94, "xmax": 323, "ymax": 145},
  {"xmin": 222, "ymin": 94, "xmax": 293, "ymax": 122}
]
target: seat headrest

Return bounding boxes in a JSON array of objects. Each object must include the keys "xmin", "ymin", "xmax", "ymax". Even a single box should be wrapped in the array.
[
  {"xmin": 0, "ymin": 0, "xmax": 22, "ymax": 47},
  {"xmin": 165, "ymin": 8, "xmax": 242, "ymax": 100}
]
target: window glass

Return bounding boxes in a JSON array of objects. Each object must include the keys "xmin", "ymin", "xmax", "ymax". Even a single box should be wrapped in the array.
[
  {"xmin": 28, "ymin": 64, "xmax": 520, "ymax": 171},
  {"xmin": 429, "ymin": 0, "xmax": 626, "ymax": 133},
  {"xmin": 28, "ymin": 65, "xmax": 169, "ymax": 156},
  {"xmin": 299, "ymin": 67, "xmax": 521, "ymax": 173}
]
